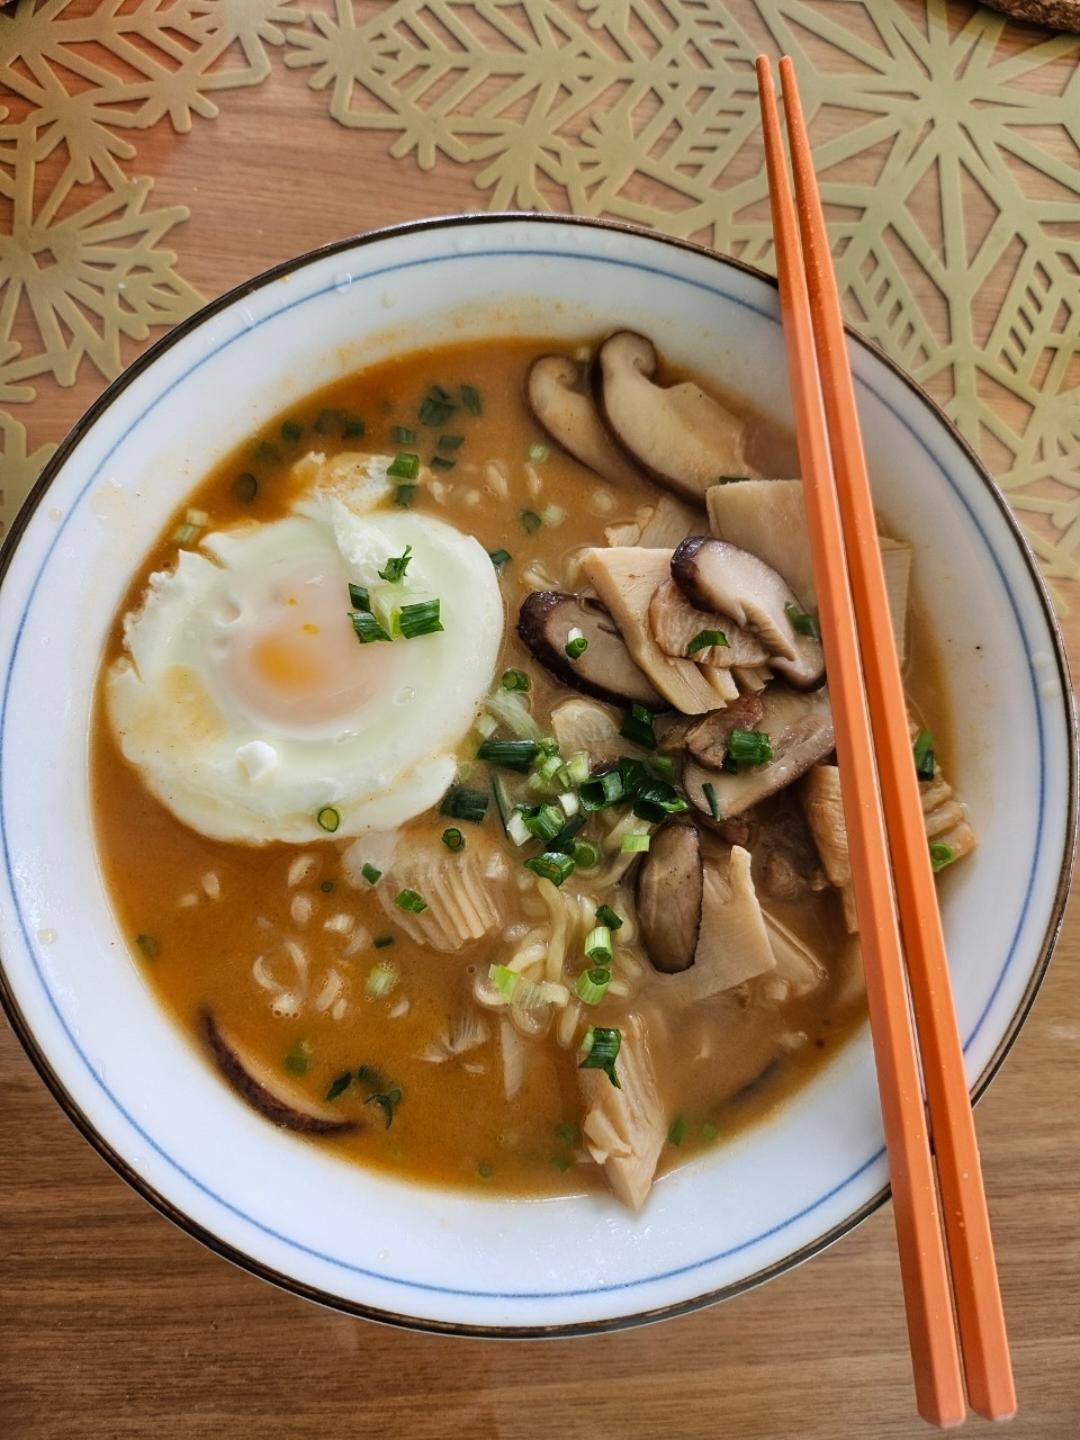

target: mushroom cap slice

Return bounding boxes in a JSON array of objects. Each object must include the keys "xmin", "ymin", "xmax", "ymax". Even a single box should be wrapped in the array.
[
  {"xmin": 581, "ymin": 547, "xmax": 720, "ymax": 714},
  {"xmin": 682, "ymin": 684, "xmax": 835, "ymax": 820},
  {"xmin": 635, "ymin": 821, "xmax": 703, "ymax": 974},
  {"xmin": 671, "ymin": 536, "xmax": 825, "ymax": 689},
  {"xmin": 526, "ymin": 354, "xmax": 645, "ymax": 487},
  {"xmin": 593, "ymin": 332, "xmax": 753, "ymax": 503},
  {"xmin": 648, "ymin": 577, "xmax": 770, "ymax": 667},
  {"xmin": 517, "ymin": 590, "xmax": 663, "ymax": 709},
  {"xmin": 681, "ymin": 694, "xmax": 766, "ymax": 769},
  {"xmin": 707, "ymin": 478, "xmax": 816, "ymax": 606},
  {"xmin": 199, "ymin": 1007, "xmax": 355, "ymax": 1135}
]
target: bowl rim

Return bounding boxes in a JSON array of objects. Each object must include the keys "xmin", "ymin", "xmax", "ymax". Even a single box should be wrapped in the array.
[{"xmin": 0, "ymin": 210, "xmax": 1075, "ymax": 1338}]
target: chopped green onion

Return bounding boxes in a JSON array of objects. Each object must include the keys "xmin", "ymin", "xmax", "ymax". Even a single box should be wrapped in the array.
[
  {"xmin": 491, "ymin": 774, "xmax": 514, "ymax": 831},
  {"xmin": 231, "ymin": 472, "xmax": 258, "ymax": 503},
  {"xmin": 524, "ymin": 851, "xmax": 576, "ymax": 886},
  {"xmin": 171, "ymin": 523, "xmax": 199, "ymax": 545},
  {"xmin": 595, "ymin": 904, "xmax": 623, "ymax": 931},
  {"xmin": 135, "ymin": 933, "xmax": 160, "ymax": 959},
  {"xmin": 583, "ymin": 925, "xmax": 613, "ymax": 965},
  {"xmin": 489, "ymin": 548, "xmax": 512, "ymax": 571},
  {"xmin": 326, "ymin": 1071, "xmax": 353, "ymax": 1101},
  {"xmin": 366, "ymin": 960, "xmax": 399, "ymax": 998},
  {"xmin": 349, "ymin": 609, "xmax": 391, "ymax": 644},
  {"xmin": 373, "ymin": 934, "xmax": 394, "ymax": 949},
  {"xmin": 929, "ymin": 842, "xmax": 955, "ymax": 873},
  {"xmin": 283, "ymin": 1037, "xmax": 311, "ymax": 1076},
  {"xmin": 320, "ymin": 880, "xmax": 335, "ymax": 893},
  {"xmin": 280, "ymin": 418, "xmax": 302, "ymax": 442},
  {"xmin": 579, "ymin": 768, "xmax": 624, "ymax": 811},
  {"xmin": 554, "ymin": 1121, "xmax": 577, "ymax": 1145},
  {"xmin": 541, "ymin": 502, "xmax": 565, "ymax": 528},
  {"xmin": 440, "ymin": 785, "xmax": 489, "ymax": 824},
  {"xmin": 548, "ymin": 812, "xmax": 586, "ymax": 854},
  {"xmin": 343, "ymin": 415, "xmax": 365, "ymax": 438},
  {"xmin": 632, "ymin": 779, "xmax": 689, "ymax": 823},
  {"xmin": 316, "ymin": 806, "xmax": 340, "ymax": 833},
  {"xmin": 559, "ymin": 791, "xmax": 580, "ymax": 819},
  {"xmin": 442, "ymin": 827, "xmax": 465, "ymax": 852},
  {"xmin": 489, "ymin": 964, "xmax": 519, "ymax": 1000},
  {"xmin": 579, "ymin": 1026, "xmax": 621, "ymax": 1089},
  {"xmin": 418, "ymin": 394, "xmax": 456, "ymax": 427},
  {"xmin": 702, "ymin": 781, "xmax": 720, "ymax": 821},
  {"xmin": 365, "ymin": 1086, "xmax": 402, "ymax": 1129},
  {"xmin": 360, "ymin": 863, "xmax": 382, "ymax": 885},
  {"xmin": 314, "ymin": 408, "xmax": 345, "ymax": 434},
  {"xmin": 785, "ymin": 601, "xmax": 820, "ymax": 639},
  {"xmin": 686, "ymin": 628, "xmax": 729, "ymax": 656},
  {"xmin": 520, "ymin": 508, "xmax": 542, "ymax": 535},
  {"xmin": 506, "ymin": 809, "xmax": 532, "ymax": 846},
  {"xmin": 387, "ymin": 452, "xmax": 420, "ymax": 480},
  {"xmin": 438, "ymin": 433, "xmax": 464, "ymax": 451},
  {"xmin": 913, "ymin": 730, "xmax": 936, "ymax": 781},
  {"xmin": 430, "ymin": 455, "xmax": 455, "ymax": 471},
  {"xmin": 651, "ymin": 754, "xmax": 675, "ymax": 781},
  {"xmin": 378, "ymin": 545, "xmax": 412, "ymax": 583},
  {"xmin": 727, "ymin": 728, "xmax": 773, "ymax": 766},
  {"xmin": 393, "ymin": 483, "xmax": 418, "ymax": 508},
  {"xmin": 391, "ymin": 425, "xmax": 417, "ymax": 444},
  {"xmin": 394, "ymin": 888, "xmax": 428, "ymax": 914},
  {"xmin": 523, "ymin": 802, "xmax": 565, "ymax": 844},
  {"xmin": 701, "ymin": 1121, "xmax": 719, "ymax": 1141},
  {"xmin": 565, "ymin": 627, "xmax": 588, "ymax": 660},
  {"xmin": 550, "ymin": 1154, "xmax": 571, "ymax": 1173},
  {"xmin": 348, "ymin": 582, "xmax": 370, "ymax": 611},
  {"xmin": 461, "ymin": 384, "xmax": 482, "ymax": 416},
  {"xmin": 476, "ymin": 738, "xmax": 540, "ymax": 772},
  {"xmin": 668, "ymin": 1115, "xmax": 685, "ymax": 1147},
  {"xmin": 715, "ymin": 474, "xmax": 748, "ymax": 485},
  {"xmin": 527, "ymin": 441, "xmax": 550, "ymax": 462},
  {"xmin": 475, "ymin": 712, "xmax": 498, "ymax": 739},
  {"xmin": 398, "ymin": 598, "xmax": 443, "ymax": 639},
  {"xmin": 572, "ymin": 838, "xmax": 599, "ymax": 869},
  {"xmin": 485, "ymin": 688, "xmax": 543, "ymax": 739},
  {"xmin": 576, "ymin": 966, "xmax": 612, "ymax": 1005},
  {"xmin": 560, "ymin": 752, "xmax": 590, "ymax": 788},
  {"xmin": 620, "ymin": 703, "xmax": 657, "ymax": 751},
  {"xmin": 501, "ymin": 669, "xmax": 530, "ymax": 693},
  {"xmin": 622, "ymin": 833, "xmax": 650, "ymax": 853},
  {"xmin": 477, "ymin": 1161, "xmax": 494, "ymax": 1180}
]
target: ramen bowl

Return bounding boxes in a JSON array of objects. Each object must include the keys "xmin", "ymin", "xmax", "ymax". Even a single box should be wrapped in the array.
[{"xmin": 0, "ymin": 215, "xmax": 1073, "ymax": 1334}]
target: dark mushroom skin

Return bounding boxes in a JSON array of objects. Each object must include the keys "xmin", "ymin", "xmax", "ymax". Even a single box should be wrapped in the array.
[
  {"xmin": 525, "ymin": 355, "xmax": 646, "ymax": 487},
  {"xmin": 593, "ymin": 332, "xmax": 752, "ymax": 503},
  {"xmin": 199, "ymin": 1007, "xmax": 355, "ymax": 1136},
  {"xmin": 682, "ymin": 694, "xmax": 766, "ymax": 768},
  {"xmin": 671, "ymin": 536, "xmax": 825, "ymax": 689},
  {"xmin": 517, "ymin": 591, "xmax": 665, "ymax": 710},
  {"xmin": 635, "ymin": 821, "xmax": 703, "ymax": 974}
]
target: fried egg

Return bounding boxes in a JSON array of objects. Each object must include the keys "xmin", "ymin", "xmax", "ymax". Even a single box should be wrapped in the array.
[{"xmin": 106, "ymin": 475, "xmax": 503, "ymax": 843}]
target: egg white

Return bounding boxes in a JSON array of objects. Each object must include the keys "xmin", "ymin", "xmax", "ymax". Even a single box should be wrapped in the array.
[{"xmin": 106, "ymin": 474, "xmax": 503, "ymax": 843}]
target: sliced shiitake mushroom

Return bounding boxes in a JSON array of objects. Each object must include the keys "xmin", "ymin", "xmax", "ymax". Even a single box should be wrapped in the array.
[
  {"xmin": 647, "ymin": 578, "xmax": 770, "ymax": 667},
  {"xmin": 199, "ymin": 1007, "xmax": 355, "ymax": 1135},
  {"xmin": 526, "ymin": 354, "xmax": 645, "ymax": 487},
  {"xmin": 671, "ymin": 537, "xmax": 825, "ymax": 689},
  {"xmin": 682, "ymin": 684, "xmax": 835, "ymax": 822},
  {"xmin": 681, "ymin": 693, "xmax": 766, "ymax": 769},
  {"xmin": 634, "ymin": 821, "xmax": 703, "ymax": 974},
  {"xmin": 517, "ymin": 590, "xmax": 663, "ymax": 709},
  {"xmin": 593, "ymin": 332, "xmax": 753, "ymax": 503}
]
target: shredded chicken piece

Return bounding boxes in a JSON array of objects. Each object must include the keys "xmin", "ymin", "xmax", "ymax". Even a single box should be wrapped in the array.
[{"xmin": 579, "ymin": 1014, "xmax": 666, "ymax": 1210}]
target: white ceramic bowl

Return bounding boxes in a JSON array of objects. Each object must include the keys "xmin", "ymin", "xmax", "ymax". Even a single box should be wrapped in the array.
[{"xmin": 0, "ymin": 216, "xmax": 1074, "ymax": 1335}]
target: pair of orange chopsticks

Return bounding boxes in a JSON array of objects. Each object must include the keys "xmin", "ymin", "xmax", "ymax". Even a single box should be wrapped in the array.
[{"xmin": 756, "ymin": 57, "xmax": 1016, "ymax": 1429}]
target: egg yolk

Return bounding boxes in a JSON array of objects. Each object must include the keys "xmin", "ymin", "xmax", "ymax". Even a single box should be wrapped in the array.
[{"xmin": 218, "ymin": 560, "xmax": 394, "ymax": 733}]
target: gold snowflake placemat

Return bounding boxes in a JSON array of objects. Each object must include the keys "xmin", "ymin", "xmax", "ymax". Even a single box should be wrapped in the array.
[{"xmin": 2, "ymin": 0, "xmax": 1078, "ymax": 597}]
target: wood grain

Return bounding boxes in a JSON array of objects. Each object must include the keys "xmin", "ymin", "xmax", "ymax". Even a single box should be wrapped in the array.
[{"xmin": 2, "ymin": 50, "xmax": 1078, "ymax": 1440}]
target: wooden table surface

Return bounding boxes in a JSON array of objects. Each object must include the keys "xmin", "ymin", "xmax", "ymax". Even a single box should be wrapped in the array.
[{"xmin": 2, "ymin": 21, "xmax": 1078, "ymax": 1440}]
